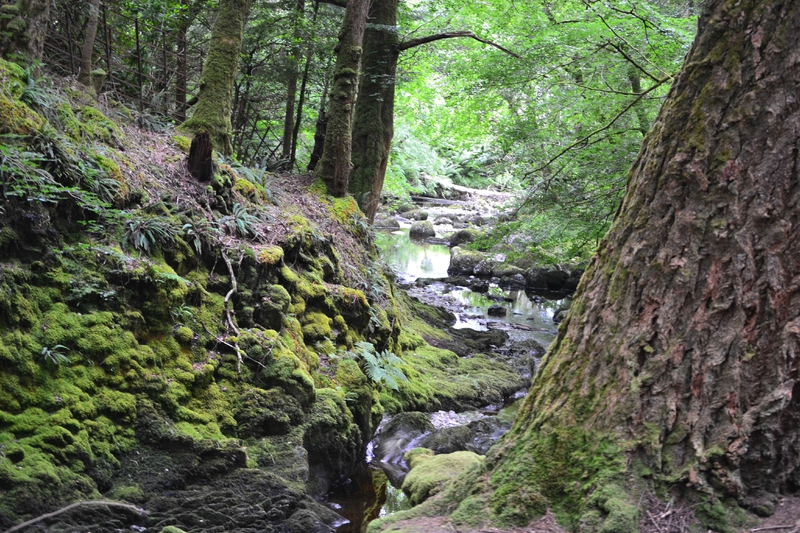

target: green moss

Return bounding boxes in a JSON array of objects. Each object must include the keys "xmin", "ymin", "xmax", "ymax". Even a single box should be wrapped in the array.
[
  {"xmin": 401, "ymin": 448, "xmax": 484, "ymax": 506},
  {"xmin": 257, "ymin": 245, "xmax": 284, "ymax": 266},
  {"xmin": 0, "ymin": 93, "xmax": 43, "ymax": 135},
  {"xmin": 174, "ymin": 326, "xmax": 194, "ymax": 345},
  {"xmin": 302, "ymin": 312, "xmax": 333, "ymax": 342},
  {"xmin": 172, "ymin": 135, "xmax": 192, "ymax": 153}
]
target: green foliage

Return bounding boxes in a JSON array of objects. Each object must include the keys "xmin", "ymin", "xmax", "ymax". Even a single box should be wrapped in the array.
[
  {"xmin": 219, "ymin": 203, "xmax": 258, "ymax": 238},
  {"xmin": 39, "ymin": 344, "xmax": 69, "ymax": 366},
  {"xmin": 121, "ymin": 215, "xmax": 178, "ymax": 254},
  {"xmin": 346, "ymin": 341, "xmax": 408, "ymax": 391}
]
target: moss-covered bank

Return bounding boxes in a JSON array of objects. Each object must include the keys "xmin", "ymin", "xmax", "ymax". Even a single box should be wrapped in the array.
[{"xmin": 0, "ymin": 57, "xmax": 528, "ymax": 532}]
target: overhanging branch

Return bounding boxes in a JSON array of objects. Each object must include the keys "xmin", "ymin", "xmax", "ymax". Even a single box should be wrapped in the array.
[{"xmin": 396, "ymin": 31, "xmax": 522, "ymax": 58}]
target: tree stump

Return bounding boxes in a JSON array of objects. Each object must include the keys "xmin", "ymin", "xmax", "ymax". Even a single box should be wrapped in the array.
[{"xmin": 188, "ymin": 131, "xmax": 215, "ymax": 182}]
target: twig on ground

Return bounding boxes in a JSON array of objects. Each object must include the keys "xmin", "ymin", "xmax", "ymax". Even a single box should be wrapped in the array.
[{"xmin": 4, "ymin": 501, "xmax": 146, "ymax": 533}]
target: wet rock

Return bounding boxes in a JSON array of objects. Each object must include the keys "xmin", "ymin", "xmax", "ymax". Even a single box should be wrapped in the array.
[
  {"xmin": 525, "ymin": 266, "xmax": 570, "ymax": 290},
  {"xmin": 448, "ymin": 247, "xmax": 486, "ymax": 275},
  {"xmin": 373, "ymin": 216, "xmax": 400, "ymax": 229},
  {"xmin": 493, "ymin": 265, "xmax": 525, "ymax": 278},
  {"xmin": 409, "ymin": 220, "xmax": 435, "ymax": 238},
  {"xmin": 474, "ymin": 258, "xmax": 495, "ymax": 276},
  {"xmin": 488, "ymin": 305, "xmax": 507, "ymax": 317},
  {"xmin": 371, "ymin": 413, "xmax": 434, "ymax": 483},
  {"xmin": 466, "ymin": 214, "xmax": 485, "ymax": 226},
  {"xmin": 498, "ymin": 273, "xmax": 526, "ymax": 289},
  {"xmin": 449, "ymin": 228, "xmax": 482, "ymax": 247},
  {"xmin": 418, "ymin": 417, "xmax": 511, "ymax": 455},
  {"xmin": 469, "ymin": 280, "xmax": 490, "ymax": 293},
  {"xmin": 433, "ymin": 215, "xmax": 454, "ymax": 225},
  {"xmin": 408, "ymin": 210, "xmax": 429, "ymax": 221},
  {"xmin": 553, "ymin": 298, "xmax": 572, "ymax": 324},
  {"xmin": 563, "ymin": 270, "xmax": 584, "ymax": 291},
  {"xmin": 235, "ymin": 388, "xmax": 304, "ymax": 437}
]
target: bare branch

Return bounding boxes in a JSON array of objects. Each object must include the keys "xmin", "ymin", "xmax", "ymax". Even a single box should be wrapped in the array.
[
  {"xmin": 524, "ymin": 78, "xmax": 669, "ymax": 179},
  {"xmin": 397, "ymin": 31, "xmax": 522, "ymax": 58},
  {"xmin": 5, "ymin": 501, "xmax": 146, "ymax": 533}
]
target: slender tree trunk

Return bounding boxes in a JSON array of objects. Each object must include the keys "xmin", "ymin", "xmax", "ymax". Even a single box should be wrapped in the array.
[
  {"xmin": 307, "ymin": 75, "xmax": 329, "ymax": 172},
  {"xmin": 281, "ymin": 0, "xmax": 305, "ymax": 166},
  {"xmin": 475, "ymin": 0, "xmax": 800, "ymax": 528},
  {"xmin": 316, "ymin": 0, "xmax": 369, "ymax": 196},
  {"xmin": 179, "ymin": 0, "xmax": 251, "ymax": 155},
  {"xmin": 77, "ymin": 0, "xmax": 101, "ymax": 87},
  {"xmin": 348, "ymin": 0, "xmax": 399, "ymax": 222},
  {"xmin": 175, "ymin": 1, "xmax": 191, "ymax": 122}
]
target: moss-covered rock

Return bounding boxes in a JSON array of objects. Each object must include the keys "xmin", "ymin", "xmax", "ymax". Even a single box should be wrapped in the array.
[{"xmin": 401, "ymin": 448, "xmax": 484, "ymax": 506}]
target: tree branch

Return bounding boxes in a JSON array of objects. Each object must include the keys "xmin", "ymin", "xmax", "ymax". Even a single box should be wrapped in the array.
[
  {"xmin": 396, "ymin": 31, "xmax": 522, "ymax": 58},
  {"xmin": 523, "ymin": 78, "xmax": 668, "ymax": 179},
  {"xmin": 5, "ymin": 501, "xmax": 146, "ymax": 533}
]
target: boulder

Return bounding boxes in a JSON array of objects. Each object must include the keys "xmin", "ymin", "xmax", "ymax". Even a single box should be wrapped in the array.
[
  {"xmin": 449, "ymin": 228, "xmax": 482, "ymax": 247},
  {"xmin": 373, "ymin": 216, "xmax": 400, "ymax": 229},
  {"xmin": 488, "ymin": 305, "xmax": 508, "ymax": 317},
  {"xmin": 448, "ymin": 246, "xmax": 486, "ymax": 275},
  {"xmin": 409, "ymin": 220, "xmax": 435, "ymax": 238},
  {"xmin": 525, "ymin": 266, "xmax": 570, "ymax": 290},
  {"xmin": 418, "ymin": 417, "xmax": 511, "ymax": 455},
  {"xmin": 409, "ymin": 210, "xmax": 429, "ymax": 221},
  {"xmin": 433, "ymin": 215, "xmax": 454, "ymax": 225},
  {"xmin": 401, "ymin": 449, "xmax": 483, "ymax": 505}
]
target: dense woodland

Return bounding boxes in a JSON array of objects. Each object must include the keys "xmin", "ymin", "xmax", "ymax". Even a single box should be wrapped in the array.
[{"xmin": 0, "ymin": 0, "xmax": 798, "ymax": 532}]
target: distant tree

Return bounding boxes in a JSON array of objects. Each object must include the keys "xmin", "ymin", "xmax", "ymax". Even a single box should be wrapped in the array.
[
  {"xmin": 77, "ymin": 0, "xmax": 101, "ymax": 88},
  {"xmin": 348, "ymin": 0, "xmax": 520, "ymax": 221}
]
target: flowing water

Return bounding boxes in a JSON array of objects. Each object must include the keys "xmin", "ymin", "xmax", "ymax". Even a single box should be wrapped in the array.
[{"xmin": 329, "ymin": 227, "xmax": 566, "ymax": 532}]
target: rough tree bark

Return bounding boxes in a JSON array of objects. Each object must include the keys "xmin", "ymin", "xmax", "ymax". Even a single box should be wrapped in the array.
[
  {"xmin": 0, "ymin": 0, "xmax": 50, "ymax": 64},
  {"xmin": 316, "ymin": 0, "xmax": 369, "ymax": 197},
  {"xmin": 77, "ymin": 0, "xmax": 101, "ymax": 88},
  {"xmin": 179, "ymin": 0, "xmax": 251, "ymax": 155},
  {"xmin": 347, "ymin": 0, "xmax": 399, "ymax": 221},
  {"xmin": 474, "ymin": 0, "xmax": 800, "ymax": 529}
]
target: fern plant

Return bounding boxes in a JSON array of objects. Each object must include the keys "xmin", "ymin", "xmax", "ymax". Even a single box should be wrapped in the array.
[
  {"xmin": 40, "ymin": 345, "xmax": 70, "ymax": 365},
  {"xmin": 219, "ymin": 203, "xmax": 258, "ymax": 238},
  {"xmin": 122, "ymin": 215, "xmax": 177, "ymax": 254},
  {"xmin": 347, "ymin": 341, "xmax": 408, "ymax": 391}
]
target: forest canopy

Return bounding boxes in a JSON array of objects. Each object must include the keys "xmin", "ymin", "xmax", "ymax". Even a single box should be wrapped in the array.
[{"xmin": 39, "ymin": 0, "xmax": 698, "ymax": 262}]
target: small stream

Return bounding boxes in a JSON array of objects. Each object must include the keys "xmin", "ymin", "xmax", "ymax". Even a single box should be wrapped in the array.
[{"xmin": 327, "ymin": 225, "xmax": 567, "ymax": 532}]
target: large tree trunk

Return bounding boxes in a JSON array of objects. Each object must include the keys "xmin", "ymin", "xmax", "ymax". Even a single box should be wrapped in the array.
[
  {"xmin": 0, "ymin": 0, "xmax": 50, "ymax": 64},
  {"xmin": 348, "ymin": 0, "xmax": 399, "ymax": 222},
  {"xmin": 179, "ymin": 0, "xmax": 251, "ymax": 156},
  {"xmin": 470, "ymin": 0, "xmax": 800, "ymax": 529},
  {"xmin": 316, "ymin": 0, "xmax": 369, "ymax": 197},
  {"xmin": 77, "ymin": 0, "xmax": 101, "ymax": 87}
]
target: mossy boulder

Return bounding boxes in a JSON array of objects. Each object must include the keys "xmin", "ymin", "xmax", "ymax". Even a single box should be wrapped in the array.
[
  {"xmin": 449, "ymin": 228, "xmax": 483, "ymax": 247},
  {"xmin": 409, "ymin": 220, "xmax": 435, "ymax": 238},
  {"xmin": 235, "ymin": 387, "xmax": 303, "ymax": 438},
  {"xmin": 447, "ymin": 247, "xmax": 487, "ymax": 276},
  {"xmin": 401, "ymin": 448, "xmax": 484, "ymax": 506}
]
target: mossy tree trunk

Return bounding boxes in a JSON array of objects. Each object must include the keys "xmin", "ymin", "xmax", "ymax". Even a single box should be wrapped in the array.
[
  {"xmin": 482, "ymin": 0, "xmax": 800, "ymax": 527},
  {"xmin": 77, "ymin": 0, "xmax": 101, "ymax": 87},
  {"xmin": 348, "ymin": 0, "xmax": 399, "ymax": 222},
  {"xmin": 0, "ymin": 0, "xmax": 50, "ymax": 64},
  {"xmin": 317, "ymin": 0, "xmax": 369, "ymax": 197},
  {"xmin": 179, "ymin": 0, "xmax": 251, "ymax": 156}
]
